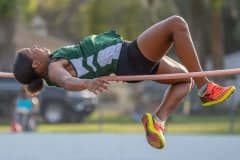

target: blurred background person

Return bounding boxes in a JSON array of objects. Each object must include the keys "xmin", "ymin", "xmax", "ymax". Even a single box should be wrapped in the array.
[{"xmin": 11, "ymin": 86, "xmax": 40, "ymax": 132}]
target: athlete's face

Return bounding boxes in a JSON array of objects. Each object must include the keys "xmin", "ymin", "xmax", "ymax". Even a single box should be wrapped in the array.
[{"xmin": 21, "ymin": 46, "xmax": 51, "ymax": 77}]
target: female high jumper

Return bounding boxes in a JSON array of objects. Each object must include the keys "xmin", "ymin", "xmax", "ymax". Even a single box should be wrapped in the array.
[{"xmin": 13, "ymin": 15, "xmax": 236, "ymax": 149}]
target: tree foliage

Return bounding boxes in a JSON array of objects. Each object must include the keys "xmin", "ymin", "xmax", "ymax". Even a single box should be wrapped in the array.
[
  {"xmin": 88, "ymin": 0, "xmax": 147, "ymax": 39},
  {"xmin": 210, "ymin": 0, "xmax": 225, "ymax": 10},
  {"xmin": 19, "ymin": 0, "xmax": 38, "ymax": 21},
  {"xmin": 0, "ymin": 0, "xmax": 17, "ymax": 16},
  {"xmin": 0, "ymin": 0, "xmax": 17, "ymax": 71},
  {"xmin": 1, "ymin": 0, "xmax": 240, "ymax": 70},
  {"xmin": 37, "ymin": 0, "xmax": 180, "ymax": 41}
]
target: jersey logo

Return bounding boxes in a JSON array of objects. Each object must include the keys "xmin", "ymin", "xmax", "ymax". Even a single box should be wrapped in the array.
[
  {"xmin": 97, "ymin": 43, "xmax": 122, "ymax": 67},
  {"xmin": 70, "ymin": 57, "xmax": 89, "ymax": 77},
  {"xmin": 70, "ymin": 43, "xmax": 122, "ymax": 77},
  {"xmin": 87, "ymin": 55, "xmax": 97, "ymax": 72}
]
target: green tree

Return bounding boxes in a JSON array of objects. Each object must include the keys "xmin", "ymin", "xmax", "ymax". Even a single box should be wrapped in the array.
[
  {"xmin": 187, "ymin": 0, "xmax": 210, "ymax": 69},
  {"xmin": 38, "ymin": 0, "xmax": 88, "ymax": 41},
  {"xmin": 88, "ymin": 0, "xmax": 147, "ymax": 40},
  {"xmin": 210, "ymin": 0, "xmax": 225, "ymax": 70},
  {"xmin": 146, "ymin": 0, "xmax": 178, "ymax": 24},
  {"xmin": 19, "ymin": 0, "xmax": 38, "ymax": 21},
  {"xmin": 227, "ymin": 0, "xmax": 240, "ymax": 52},
  {"xmin": 0, "ymin": 0, "xmax": 17, "ymax": 71}
]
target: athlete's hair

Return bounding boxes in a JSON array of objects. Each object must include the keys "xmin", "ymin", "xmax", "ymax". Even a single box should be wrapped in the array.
[{"xmin": 13, "ymin": 50, "xmax": 44, "ymax": 93}]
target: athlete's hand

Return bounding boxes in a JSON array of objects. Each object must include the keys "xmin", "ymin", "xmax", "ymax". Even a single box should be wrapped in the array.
[{"xmin": 83, "ymin": 78, "xmax": 110, "ymax": 94}]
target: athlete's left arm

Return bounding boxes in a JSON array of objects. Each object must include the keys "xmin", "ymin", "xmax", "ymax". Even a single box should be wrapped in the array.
[{"xmin": 48, "ymin": 61, "xmax": 109, "ymax": 94}]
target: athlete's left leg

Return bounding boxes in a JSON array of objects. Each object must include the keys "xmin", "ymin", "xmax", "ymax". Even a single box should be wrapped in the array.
[
  {"xmin": 141, "ymin": 56, "xmax": 193, "ymax": 149},
  {"xmin": 154, "ymin": 56, "xmax": 193, "ymax": 121}
]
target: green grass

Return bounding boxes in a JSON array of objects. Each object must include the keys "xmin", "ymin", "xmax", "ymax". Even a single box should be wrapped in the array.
[
  {"xmin": 1, "ymin": 112, "xmax": 239, "ymax": 134},
  {"xmin": 167, "ymin": 113, "xmax": 240, "ymax": 134},
  {"xmin": 38, "ymin": 123, "xmax": 142, "ymax": 133}
]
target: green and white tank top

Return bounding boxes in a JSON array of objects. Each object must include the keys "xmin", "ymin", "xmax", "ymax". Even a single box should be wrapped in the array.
[{"xmin": 47, "ymin": 30, "xmax": 123, "ymax": 85}]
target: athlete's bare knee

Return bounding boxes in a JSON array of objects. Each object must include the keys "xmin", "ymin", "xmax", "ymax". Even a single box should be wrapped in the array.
[
  {"xmin": 168, "ymin": 15, "xmax": 189, "ymax": 33},
  {"xmin": 176, "ymin": 66, "xmax": 193, "ymax": 84}
]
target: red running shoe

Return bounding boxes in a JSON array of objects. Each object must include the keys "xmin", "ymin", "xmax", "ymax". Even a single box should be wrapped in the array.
[
  {"xmin": 199, "ymin": 82, "xmax": 236, "ymax": 107},
  {"xmin": 141, "ymin": 113, "xmax": 166, "ymax": 149}
]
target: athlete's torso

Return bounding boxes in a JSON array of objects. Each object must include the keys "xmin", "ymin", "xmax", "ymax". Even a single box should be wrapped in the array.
[{"xmin": 45, "ymin": 30, "xmax": 124, "ymax": 86}]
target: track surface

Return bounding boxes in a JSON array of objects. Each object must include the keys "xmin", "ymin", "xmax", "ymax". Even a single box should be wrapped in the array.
[{"xmin": 0, "ymin": 133, "xmax": 239, "ymax": 160}]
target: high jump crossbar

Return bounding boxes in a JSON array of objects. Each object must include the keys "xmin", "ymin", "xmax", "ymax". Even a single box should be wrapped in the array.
[
  {"xmin": 0, "ymin": 72, "xmax": 14, "ymax": 78},
  {"xmin": 1, "ymin": 68, "xmax": 240, "ymax": 81},
  {"xmin": 102, "ymin": 68, "xmax": 240, "ymax": 81}
]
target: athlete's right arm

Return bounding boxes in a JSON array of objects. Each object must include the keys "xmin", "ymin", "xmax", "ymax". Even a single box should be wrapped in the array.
[{"xmin": 48, "ymin": 62, "xmax": 109, "ymax": 94}]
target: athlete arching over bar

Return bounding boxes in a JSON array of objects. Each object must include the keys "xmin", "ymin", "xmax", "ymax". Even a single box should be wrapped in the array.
[{"xmin": 13, "ymin": 15, "xmax": 236, "ymax": 149}]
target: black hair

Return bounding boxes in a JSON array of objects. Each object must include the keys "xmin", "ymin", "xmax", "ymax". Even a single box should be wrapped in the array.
[
  {"xmin": 27, "ymin": 78, "xmax": 44, "ymax": 93},
  {"xmin": 13, "ymin": 50, "xmax": 44, "ymax": 93}
]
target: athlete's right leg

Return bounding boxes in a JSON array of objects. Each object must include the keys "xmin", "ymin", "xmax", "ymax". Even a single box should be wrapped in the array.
[
  {"xmin": 137, "ymin": 15, "xmax": 235, "ymax": 107},
  {"xmin": 137, "ymin": 15, "xmax": 208, "ymax": 88}
]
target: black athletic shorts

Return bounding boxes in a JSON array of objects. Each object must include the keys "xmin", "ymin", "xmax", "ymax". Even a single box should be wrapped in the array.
[{"xmin": 116, "ymin": 40, "xmax": 160, "ymax": 83}]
